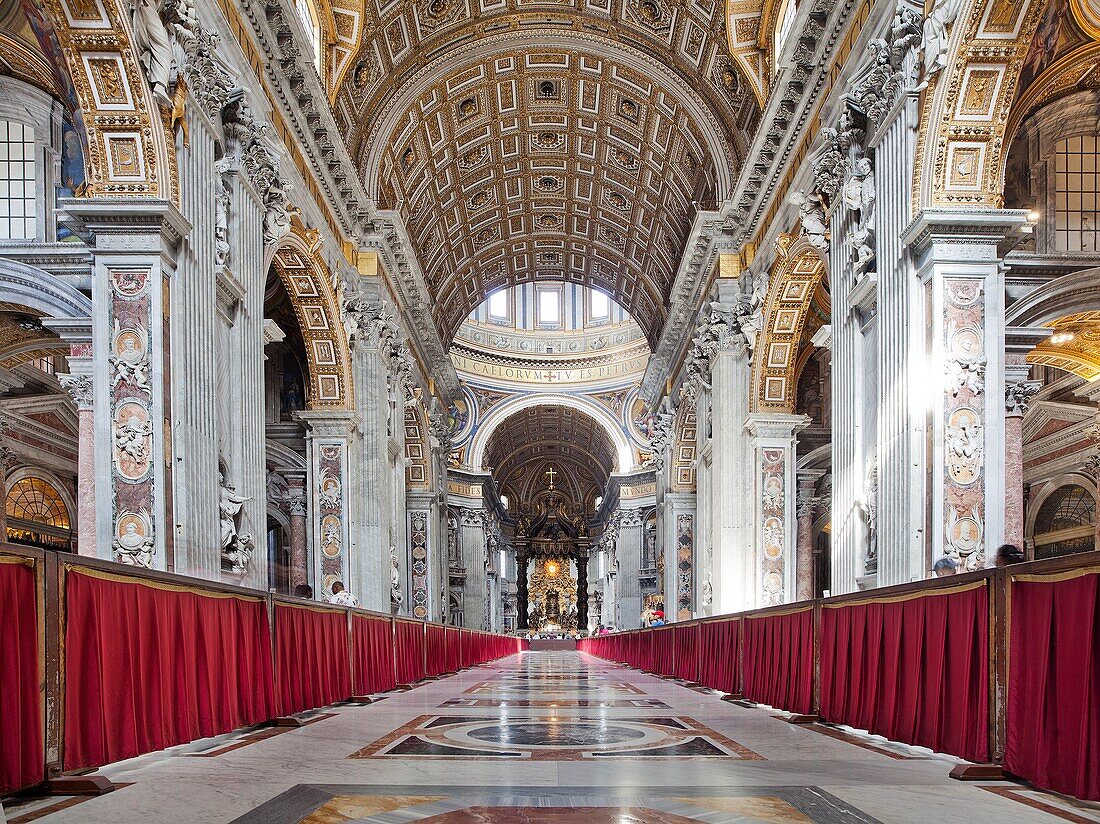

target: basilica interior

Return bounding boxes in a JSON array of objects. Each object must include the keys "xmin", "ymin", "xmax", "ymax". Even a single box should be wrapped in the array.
[{"xmin": 1, "ymin": 0, "xmax": 1100, "ymax": 819}]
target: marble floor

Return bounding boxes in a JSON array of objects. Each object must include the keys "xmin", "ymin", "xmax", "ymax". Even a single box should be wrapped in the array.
[{"xmin": 7, "ymin": 652, "xmax": 1100, "ymax": 824}]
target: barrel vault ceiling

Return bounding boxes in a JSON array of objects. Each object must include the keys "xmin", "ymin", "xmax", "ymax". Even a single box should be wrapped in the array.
[{"xmin": 333, "ymin": 0, "xmax": 762, "ymax": 348}]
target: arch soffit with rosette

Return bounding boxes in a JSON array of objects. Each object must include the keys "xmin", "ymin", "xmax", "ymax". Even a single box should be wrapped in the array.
[
  {"xmin": 751, "ymin": 239, "xmax": 826, "ymax": 413},
  {"xmin": 268, "ymin": 228, "xmax": 354, "ymax": 410}
]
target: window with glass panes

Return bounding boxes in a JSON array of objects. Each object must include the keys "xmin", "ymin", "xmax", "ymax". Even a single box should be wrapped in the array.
[
  {"xmin": 1054, "ymin": 134, "xmax": 1100, "ymax": 252},
  {"xmin": 0, "ymin": 121, "xmax": 36, "ymax": 241}
]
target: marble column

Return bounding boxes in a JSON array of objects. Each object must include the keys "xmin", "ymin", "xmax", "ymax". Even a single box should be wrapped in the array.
[
  {"xmin": 58, "ymin": 370, "xmax": 96, "ymax": 555},
  {"xmin": 60, "ymin": 198, "xmax": 188, "ymax": 570},
  {"xmin": 1004, "ymin": 343, "xmax": 1043, "ymax": 551},
  {"xmin": 295, "ymin": 411, "xmax": 355, "ymax": 599},
  {"xmin": 795, "ymin": 470, "xmax": 824, "ymax": 601},
  {"xmin": 747, "ymin": 413, "xmax": 811, "ymax": 606},
  {"xmin": 286, "ymin": 476, "xmax": 308, "ymax": 588},
  {"xmin": 576, "ymin": 545, "xmax": 589, "ymax": 633},
  {"xmin": 904, "ymin": 211, "xmax": 1029, "ymax": 572},
  {"xmin": 516, "ymin": 548, "xmax": 530, "ymax": 631}
]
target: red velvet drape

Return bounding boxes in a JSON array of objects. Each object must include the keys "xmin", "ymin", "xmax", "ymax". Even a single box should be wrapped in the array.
[
  {"xmin": 275, "ymin": 603, "xmax": 350, "ymax": 716},
  {"xmin": 1006, "ymin": 571, "xmax": 1100, "ymax": 800},
  {"xmin": 445, "ymin": 626, "xmax": 461, "ymax": 673},
  {"xmin": 0, "ymin": 559, "xmax": 42, "ymax": 793},
  {"xmin": 394, "ymin": 620, "xmax": 425, "ymax": 684},
  {"xmin": 674, "ymin": 623, "xmax": 699, "ymax": 682},
  {"xmin": 352, "ymin": 614, "xmax": 395, "ymax": 695},
  {"xmin": 741, "ymin": 608, "xmax": 814, "ymax": 715},
  {"xmin": 65, "ymin": 570, "xmax": 275, "ymax": 771},
  {"xmin": 819, "ymin": 583, "xmax": 989, "ymax": 763},
  {"xmin": 426, "ymin": 623, "xmax": 448, "ymax": 676},
  {"xmin": 697, "ymin": 618, "xmax": 740, "ymax": 694},
  {"xmin": 653, "ymin": 626, "xmax": 676, "ymax": 676}
]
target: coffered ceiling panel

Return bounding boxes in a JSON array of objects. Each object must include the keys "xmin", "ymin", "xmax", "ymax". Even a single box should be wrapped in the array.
[
  {"xmin": 336, "ymin": 1, "xmax": 761, "ymax": 347},
  {"xmin": 484, "ymin": 404, "xmax": 618, "ymax": 504}
]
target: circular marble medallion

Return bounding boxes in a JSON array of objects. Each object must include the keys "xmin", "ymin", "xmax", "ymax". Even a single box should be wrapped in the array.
[{"xmin": 464, "ymin": 721, "xmax": 647, "ymax": 747}]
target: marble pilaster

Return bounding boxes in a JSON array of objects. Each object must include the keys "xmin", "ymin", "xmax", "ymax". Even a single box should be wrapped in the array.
[
  {"xmin": 58, "ymin": 370, "xmax": 96, "ymax": 556},
  {"xmin": 904, "ymin": 211, "xmax": 1029, "ymax": 572},
  {"xmin": 1004, "ymin": 336, "xmax": 1044, "ymax": 551},
  {"xmin": 459, "ymin": 507, "xmax": 489, "ymax": 630},
  {"xmin": 296, "ymin": 410, "xmax": 355, "ymax": 599},
  {"xmin": 60, "ymin": 198, "xmax": 189, "ymax": 570},
  {"xmin": 616, "ymin": 507, "xmax": 645, "ymax": 629},
  {"xmin": 709, "ymin": 338, "xmax": 753, "ymax": 614},
  {"xmin": 747, "ymin": 413, "xmax": 810, "ymax": 606}
]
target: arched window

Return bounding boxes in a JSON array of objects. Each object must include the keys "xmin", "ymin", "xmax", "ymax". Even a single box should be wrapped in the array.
[
  {"xmin": 773, "ymin": 0, "xmax": 797, "ymax": 72},
  {"xmin": 1033, "ymin": 483, "xmax": 1095, "ymax": 559},
  {"xmin": 1054, "ymin": 135, "xmax": 1100, "ymax": 251},
  {"xmin": 0, "ymin": 120, "xmax": 36, "ymax": 241},
  {"xmin": 295, "ymin": 0, "xmax": 322, "ymax": 72},
  {"xmin": 6, "ymin": 475, "xmax": 72, "ymax": 549}
]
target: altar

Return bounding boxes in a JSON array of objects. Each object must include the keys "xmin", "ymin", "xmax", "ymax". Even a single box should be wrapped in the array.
[
  {"xmin": 514, "ymin": 489, "xmax": 591, "ymax": 637},
  {"xmin": 527, "ymin": 557, "xmax": 578, "ymax": 634}
]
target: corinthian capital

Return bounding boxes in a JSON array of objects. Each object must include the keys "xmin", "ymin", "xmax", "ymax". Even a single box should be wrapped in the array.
[{"xmin": 59, "ymin": 373, "xmax": 95, "ymax": 410}]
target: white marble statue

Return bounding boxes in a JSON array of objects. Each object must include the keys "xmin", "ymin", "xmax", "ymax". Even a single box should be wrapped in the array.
[
  {"xmin": 218, "ymin": 472, "xmax": 250, "ymax": 551},
  {"xmin": 922, "ymin": 0, "xmax": 962, "ymax": 83},
  {"xmin": 791, "ymin": 191, "xmax": 829, "ymax": 251},
  {"xmin": 131, "ymin": 0, "xmax": 173, "ymax": 103},
  {"xmin": 390, "ymin": 545, "xmax": 403, "ymax": 606}
]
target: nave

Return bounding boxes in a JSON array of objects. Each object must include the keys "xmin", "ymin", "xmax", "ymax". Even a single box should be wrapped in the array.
[{"xmin": 7, "ymin": 652, "xmax": 1093, "ymax": 824}]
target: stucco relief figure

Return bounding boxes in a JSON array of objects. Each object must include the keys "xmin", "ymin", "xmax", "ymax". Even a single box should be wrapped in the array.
[
  {"xmin": 214, "ymin": 164, "xmax": 231, "ymax": 269},
  {"xmin": 114, "ymin": 515, "xmax": 154, "ymax": 567},
  {"xmin": 132, "ymin": 0, "xmax": 173, "ymax": 103},
  {"xmin": 946, "ymin": 324, "xmax": 987, "ymax": 397},
  {"xmin": 390, "ymin": 545, "xmax": 403, "ymax": 606},
  {"xmin": 262, "ymin": 178, "xmax": 293, "ymax": 246},
  {"xmin": 791, "ymin": 191, "xmax": 829, "ymax": 252},
  {"xmin": 111, "ymin": 325, "xmax": 151, "ymax": 393},
  {"xmin": 218, "ymin": 471, "xmax": 249, "ymax": 552},
  {"xmin": 921, "ymin": 0, "xmax": 962, "ymax": 83},
  {"xmin": 114, "ymin": 409, "xmax": 152, "ymax": 463}
]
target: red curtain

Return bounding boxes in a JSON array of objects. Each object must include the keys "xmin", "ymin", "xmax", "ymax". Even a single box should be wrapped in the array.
[
  {"xmin": 65, "ymin": 570, "xmax": 275, "ymax": 771},
  {"xmin": 674, "ymin": 624, "xmax": 699, "ymax": 682},
  {"xmin": 1006, "ymin": 571, "xmax": 1100, "ymax": 800},
  {"xmin": 275, "ymin": 603, "xmax": 350, "ymax": 716},
  {"xmin": 446, "ymin": 626, "xmax": 463, "ymax": 672},
  {"xmin": 352, "ymin": 614, "xmax": 395, "ymax": 695},
  {"xmin": 426, "ymin": 624, "xmax": 448, "ymax": 676},
  {"xmin": 653, "ymin": 626, "xmax": 677, "ymax": 676},
  {"xmin": 697, "ymin": 618, "xmax": 740, "ymax": 694},
  {"xmin": 742, "ymin": 608, "xmax": 814, "ymax": 715},
  {"xmin": 819, "ymin": 583, "xmax": 989, "ymax": 763},
  {"xmin": 0, "ymin": 559, "xmax": 42, "ymax": 793},
  {"xmin": 394, "ymin": 620, "xmax": 425, "ymax": 684}
]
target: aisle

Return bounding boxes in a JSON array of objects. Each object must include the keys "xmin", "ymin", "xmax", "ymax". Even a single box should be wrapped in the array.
[{"xmin": 10, "ymin": 652, "xmax": 1089, "ymax": 823}]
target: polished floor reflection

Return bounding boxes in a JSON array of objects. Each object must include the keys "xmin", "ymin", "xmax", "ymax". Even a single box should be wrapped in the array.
[{"xmin": 9, "ymin": 652, "xmax": 1099, "ymax": 823}]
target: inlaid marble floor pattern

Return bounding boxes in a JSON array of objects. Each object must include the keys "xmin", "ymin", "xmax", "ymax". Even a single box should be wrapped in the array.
[{"xmin": 10, "ymin": 652, "xmax": 1100, "ymax": 824}]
